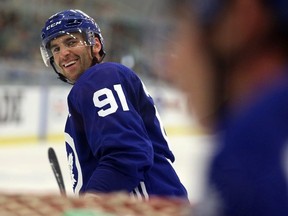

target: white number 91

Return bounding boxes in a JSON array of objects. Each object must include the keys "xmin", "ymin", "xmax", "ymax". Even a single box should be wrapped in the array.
[{"xmin": 93, "ymin": 84, "xmax": 129, "ymax": 117}]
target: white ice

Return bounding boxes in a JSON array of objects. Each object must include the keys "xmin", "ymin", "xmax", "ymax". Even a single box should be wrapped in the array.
[{"xmin": 0, "ymin": 135, "xmax": 214, "ymax": 204}]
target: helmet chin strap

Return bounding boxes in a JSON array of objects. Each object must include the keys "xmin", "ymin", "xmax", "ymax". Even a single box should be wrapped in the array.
[
  {"xmin": 50, "ymin": 59, "xmax": 66, "ymax": 82},
  {"xmin": 50, "ymin": 58, "xmax": 74, "ymax": 85},
  {"xmin": 91, "ymin": 57, "xmax": 99, "ymax": 66},
  {"xmin": 90, "ymin": 46, "xmax": 106, "ymax": 66}
]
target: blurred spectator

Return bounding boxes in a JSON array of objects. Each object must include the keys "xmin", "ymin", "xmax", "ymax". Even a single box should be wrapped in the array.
[
  {"xmin": 0, "ymin": 1, "xmax": 176, "ymax": 85},
  {"xmin": 168, "ymin": 0, "xmax": 288, "ymax": 215},
  {"xmin": 0, "ymin": 9, "xmax": 41, "ymax": 60}
]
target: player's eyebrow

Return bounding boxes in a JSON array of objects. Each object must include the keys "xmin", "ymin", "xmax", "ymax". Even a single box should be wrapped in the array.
[{"xmin": 49, "ymin": 36, "xmax": 78, "ymax": 49}]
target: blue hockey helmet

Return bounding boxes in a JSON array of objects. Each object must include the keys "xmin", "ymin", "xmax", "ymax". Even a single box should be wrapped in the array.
[{"xmin": 40, "ymin": 9, "xmax": 105, "ymax": 82}]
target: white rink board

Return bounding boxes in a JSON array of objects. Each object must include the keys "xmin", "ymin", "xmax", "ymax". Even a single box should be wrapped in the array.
[
  {"xmin": 0, "ymin": 85, "xmax": 196, "ymax": 142},
  {"xmin": 0, "ymin": 86, "xmax": 41, "ymax": 137}
]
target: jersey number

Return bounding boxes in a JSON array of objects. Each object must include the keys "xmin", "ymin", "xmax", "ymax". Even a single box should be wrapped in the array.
[{"xmin": 93, "ymin": 84, "xmax": 129, "ymax": 117}]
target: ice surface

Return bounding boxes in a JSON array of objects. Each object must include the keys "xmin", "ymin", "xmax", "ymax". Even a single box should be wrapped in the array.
[{"xmin": 0, "ymin": 135, "xmax": 214, "ymax": 204}]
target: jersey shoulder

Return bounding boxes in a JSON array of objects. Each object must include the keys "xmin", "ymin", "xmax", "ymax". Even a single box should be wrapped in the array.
[
  {"xmin": 68, "ymin": 62, "xmax": 142, "ymax": 106},
  {"xmin": 75, "ymin": 62, "xmax": 139, "ymax": 88}
]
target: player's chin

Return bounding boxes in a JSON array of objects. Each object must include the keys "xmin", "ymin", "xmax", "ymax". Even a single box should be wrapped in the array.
[
  {"xmin": 64, "ymin": 71, "xmax": 81, "ymax": 83},
  {"xmin": 66, "ymin": 76, "xmax": 77, "ymax": 84}
]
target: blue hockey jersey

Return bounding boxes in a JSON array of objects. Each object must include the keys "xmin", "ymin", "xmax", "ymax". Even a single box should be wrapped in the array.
[
  {"xmin": 64, "ymin": 62, "xmax": 187, "ymax": 199},
  {"xmin": 208, "ymin": 71, "xmax": 288, "ymax": 215}
]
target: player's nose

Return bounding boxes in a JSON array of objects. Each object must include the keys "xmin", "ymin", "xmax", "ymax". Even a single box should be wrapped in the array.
[{"xmin": 59, "ymin": 45, "xmax": 72, "ymax": 57}]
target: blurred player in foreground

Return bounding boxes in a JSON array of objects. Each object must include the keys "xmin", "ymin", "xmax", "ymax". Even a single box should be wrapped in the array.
[
  {"xmin": 168, "ymin": 0, "xmax": 288, "ymax": 215},
  {"xmin": 40, "ymin": 9, "xmax": 187, "ymax": 200}
]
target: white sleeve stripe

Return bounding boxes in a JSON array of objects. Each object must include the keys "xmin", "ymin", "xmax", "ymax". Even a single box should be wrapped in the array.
[
  {"xmin": 140, "ymin": 181, "xmax": 149, "ymax": 200},
  {"xmin": 133, "ymin": 187, "xmax": 143, "ymax": 200},
  {"xmin": 130, "ymin": 181, "xmax": 149, "ymax": 201}
]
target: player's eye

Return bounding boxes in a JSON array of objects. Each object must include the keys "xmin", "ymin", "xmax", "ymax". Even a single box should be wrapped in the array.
[
  {"xmin": 50, "ymin": 46, "xmax": 60, "ymax": 54},
  {"xmin": 66, "ymin": 39, "xmax": 79, "ymax": 48}
]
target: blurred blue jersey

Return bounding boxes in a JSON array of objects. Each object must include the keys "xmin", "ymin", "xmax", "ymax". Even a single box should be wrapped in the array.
[
  {"xmin": 64, "ymin": 62, "xmax": 187, "ymax": 199},
  {"xmin": 209, "ymin": 71, "xmax": 288, "ymax": 215}
]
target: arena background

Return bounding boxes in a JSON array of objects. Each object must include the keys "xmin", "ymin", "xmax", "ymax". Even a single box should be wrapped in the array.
[{"xmin": 0, "ymin": 0, "xmax": 214, "ymax": 207}]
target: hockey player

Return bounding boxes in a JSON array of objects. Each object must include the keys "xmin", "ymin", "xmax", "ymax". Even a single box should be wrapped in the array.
[
  {"xmin": 40, "ymin": 9, "xmax": 187, "ymax": 199},
  {"xmin": 169, "ymin": 0, "xmax": 288, "ymax": 215}
]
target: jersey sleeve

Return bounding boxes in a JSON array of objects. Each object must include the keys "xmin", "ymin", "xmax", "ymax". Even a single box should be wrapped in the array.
[
  {"xmin": 67, "ymin": 63, "xmax": 154, "ymax": 193},
  {"xmin": 209, "ymin": 84, "xmax": 288, "ymax": 216}
]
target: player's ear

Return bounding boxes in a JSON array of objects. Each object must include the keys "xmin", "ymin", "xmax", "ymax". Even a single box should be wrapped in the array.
[{"xmin": 92, "ymin": 37, "xmax": 102, "ymax": 55}]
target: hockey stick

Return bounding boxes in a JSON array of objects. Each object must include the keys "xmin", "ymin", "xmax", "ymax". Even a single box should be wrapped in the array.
[{"xmin": 48, "ymin": 147, "xmax": 66, "ymax": 196}]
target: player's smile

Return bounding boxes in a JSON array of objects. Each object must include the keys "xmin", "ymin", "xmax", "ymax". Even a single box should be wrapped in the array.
[
  {"xmin": 61, "ymin": 57, "xmax": 80, "ymax": 72},
  {"xmin": 63, "ymin": 60, "xmax": 77, "ymax": 68},
  {"xmin": 60, "ymin": 57, "xmax": 82, "ymax": 81}
]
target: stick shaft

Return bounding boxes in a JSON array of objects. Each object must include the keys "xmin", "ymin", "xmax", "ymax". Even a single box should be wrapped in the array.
[{"xmin": 48, "ymin": 147, "xmax": 66, "ymax": 196}]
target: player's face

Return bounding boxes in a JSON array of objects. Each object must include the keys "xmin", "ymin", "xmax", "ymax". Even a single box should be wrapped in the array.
[{"xmin": 49, "ymin": 33, "xmax": 94, "ymax": 83}]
